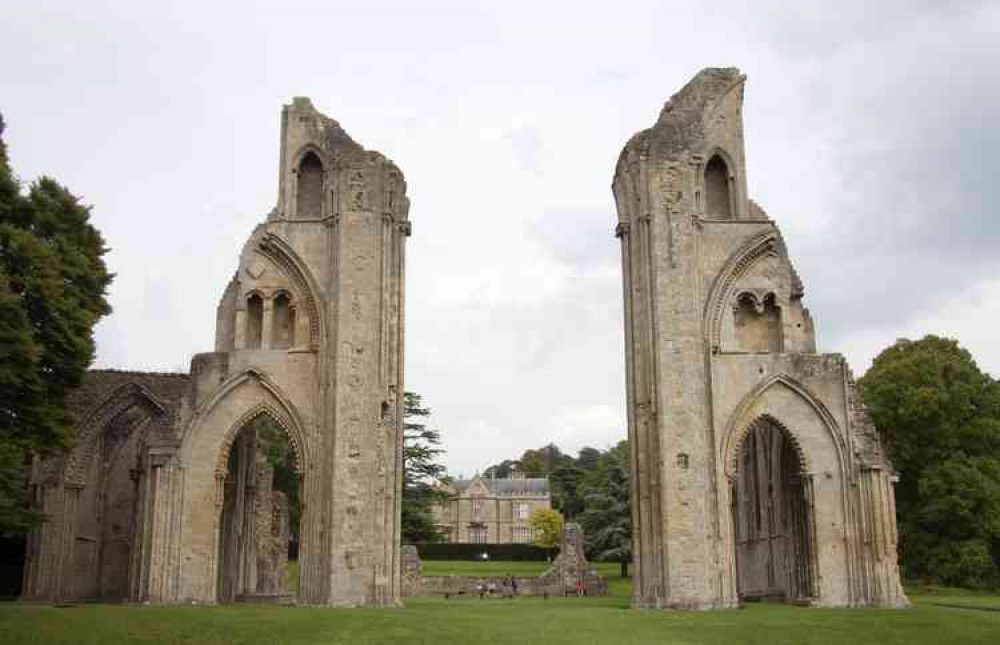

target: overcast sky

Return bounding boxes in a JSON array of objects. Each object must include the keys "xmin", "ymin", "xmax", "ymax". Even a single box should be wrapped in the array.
[{"xmin": 3, "ymin": 1, "xmax": 998, "ymax": 476}]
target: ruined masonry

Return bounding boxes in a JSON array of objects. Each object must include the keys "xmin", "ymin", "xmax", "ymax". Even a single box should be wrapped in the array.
[
  {"xmin": 21, "ymin": 97, "xmax": 411, "ymax": 607},
  {"xmin": 614, "ymin": 68, "xmax": 907, "ymax": 609},
  {"xmin": 18, "ymin": 68, "xmax": 908, "ymax": 613},
  {"xmin": 401, "ymin": 523, "xmax": 607, "ymax": 598}
]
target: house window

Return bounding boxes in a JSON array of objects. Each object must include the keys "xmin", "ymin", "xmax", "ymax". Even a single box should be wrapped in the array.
[
  {"xmin": 473, "ymin": 500, "xmax": 484, "ymax": 520},
  {"xmin": 513, "ymin": 526, "xmax": 532, "ymax": 544},
  {"xmin": 515, "ymin": 503, "xmax": 530, "ymax": 520},
  {"xmin": 469, "ymin": 526, "xmax": 488, "ymax": 544}
]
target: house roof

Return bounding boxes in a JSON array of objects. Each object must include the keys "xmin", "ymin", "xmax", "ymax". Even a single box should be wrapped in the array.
[{"xmin": 453, "ymin": 476, "xmax": 549, "ymax": 497}]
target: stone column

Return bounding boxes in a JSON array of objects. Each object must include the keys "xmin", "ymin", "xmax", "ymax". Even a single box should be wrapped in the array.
[{"xmin": 261, "ymin": 300, "xmax": 274, "ymax": 350}]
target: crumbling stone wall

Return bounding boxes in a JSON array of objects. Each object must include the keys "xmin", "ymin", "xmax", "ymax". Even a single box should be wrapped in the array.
[
  {"xmin": 21, "ymin": 97, "xmax": 411, "ymax": 608},
  {"xmin": 613, "ymin": 67, "xmax": 907, "ymax": 610},
  {"xmin": 253, "ymin": 462, "xmax": 289, "ymax": 596},
  {"xmin": 403, "ymin": 523, "xmax": 607, "ymax": 598}
]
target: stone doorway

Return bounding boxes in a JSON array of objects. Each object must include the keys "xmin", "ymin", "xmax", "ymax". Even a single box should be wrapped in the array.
[
  {"xmin": 216, "ymin": 414, "xmax": 299, "ymax": 604},
  {"xmin": 731, "ymin": 417, "xmax": 815, "ymax": 603}
]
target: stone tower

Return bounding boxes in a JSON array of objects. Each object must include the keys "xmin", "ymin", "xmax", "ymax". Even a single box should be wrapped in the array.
[
  {"xmin": 613, "ymin": 69, "xmax": 907, "ymax": 609},
  {"xmin": 21, "ymin": 98, "xmax": 410, "ymax": 607}
]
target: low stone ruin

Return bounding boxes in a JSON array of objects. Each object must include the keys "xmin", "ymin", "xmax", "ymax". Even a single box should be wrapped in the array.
[{"xmin": 402, "ymin": 523, "xmax": 608, "ymax": 598}]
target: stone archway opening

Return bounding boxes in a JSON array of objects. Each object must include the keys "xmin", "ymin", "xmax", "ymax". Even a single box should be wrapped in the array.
[
  {"xmin": 67, "ymin": 399, "xmax": 155, "ymax": 602},
  {"xmin": 731, "ymin": 417, "xmax": 815, "ymax": 603},
  {"xmin": 216, "ymin": 413, "xmax": 301, "ymax": 604}
]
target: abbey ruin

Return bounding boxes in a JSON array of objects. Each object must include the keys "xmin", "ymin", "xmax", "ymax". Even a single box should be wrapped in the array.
[
  {"xmin": 614, "ymin": 68, "xmax": 907, "ymax": 608},
  {"xmin": 16, "ymin": 68, "xmax": 906, "ymax": 611},
  {"xmin": 21, "ymin": 98, "xmax": 411, "ymax": 607}
]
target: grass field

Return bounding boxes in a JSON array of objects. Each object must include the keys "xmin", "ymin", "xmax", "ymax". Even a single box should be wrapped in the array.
[{"xmin": 1, "ymin": 565, "xmax": 997, "ymax": 644}]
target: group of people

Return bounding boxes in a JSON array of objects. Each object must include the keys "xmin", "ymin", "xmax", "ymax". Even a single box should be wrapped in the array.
[{"xmin": 476, "ymin": 574, "xmax": 519, "ymax": 599}]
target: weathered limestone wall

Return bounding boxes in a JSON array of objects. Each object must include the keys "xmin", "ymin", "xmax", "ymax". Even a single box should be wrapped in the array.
[
  {"xmin": 21, "ymin": 371, "xmax": 189, "ymax": 604},
  {"xmin": 614, "ymin": 68, "xmax": 907, "ymax": 610},
  {"xmin": 23, "ymin": 98, "xmax": 410, "ymax": 609}
]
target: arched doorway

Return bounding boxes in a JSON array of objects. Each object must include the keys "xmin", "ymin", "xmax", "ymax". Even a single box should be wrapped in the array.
[
  {"xmin": 68, "ymin": 399, "xmax": 155, "ymax": 601},
  {"xmin": 216, "ymin": 412, "xmax": 301, "ymax": 603},
  {"xmin": 731, "ymin": 416, "xmax": 815, "ymax": 603}
]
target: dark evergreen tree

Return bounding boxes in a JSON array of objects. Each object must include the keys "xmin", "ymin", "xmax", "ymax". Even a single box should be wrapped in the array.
[
  {"xmin": 550, "ymin": 464, "xmax": 586, "ymax": 519},
  {"xmin": 579, "ymin": 440, "xmax": 632, "ymax": 577},
  {"xmin": 0, "ymin": 114, "xmax": 112, "ymax": 536},
  {"xmin": 402, "ymin": 391, "xmax": 449, "ymax": 543}
]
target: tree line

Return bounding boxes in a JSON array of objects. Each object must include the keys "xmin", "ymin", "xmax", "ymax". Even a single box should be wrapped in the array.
[{"xmin": 481, "ymin": 441, "xmax": 634, "ymax": 576}]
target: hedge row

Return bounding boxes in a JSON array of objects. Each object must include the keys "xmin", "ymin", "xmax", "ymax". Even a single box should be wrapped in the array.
[{"xmin": 411, "ymin": 542, "xmax": 558, "ymax": 561}]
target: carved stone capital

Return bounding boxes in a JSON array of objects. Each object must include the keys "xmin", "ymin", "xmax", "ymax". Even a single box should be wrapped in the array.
[{"xmin": 615, "ymin": 222, "xmax": 631, "ymax": 238}]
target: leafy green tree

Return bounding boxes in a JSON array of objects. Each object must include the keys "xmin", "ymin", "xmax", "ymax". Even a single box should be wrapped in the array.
[
  {"xmin": 402, "ymin": 392, "xmax": 450, "ymax": 543},
  {"xmin": 579, "ymin": 440, "xmax": 632, "ymax": 577},
  {"xmin": 0, "ymin": 114, "xmax": 112, "ymax": 536},
  {"xmin": 860, "ymin": 335, "xmax": 1000, "ymax": 587},
  {"xmin": 483, "ymin": 459, "xmax": 517, "ymax": 479},
  {"xmin": 529, "ymin": 507, "xmax": 564, "ymax": 548}
]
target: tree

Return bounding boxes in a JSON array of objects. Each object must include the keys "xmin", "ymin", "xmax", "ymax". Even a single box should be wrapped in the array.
[
  {"xmin": 402, "ymin": 392, "xmax": 450, "ymax": 543},
  {"xmin": 529, "ymin": 507, "xmax": 564, "ymax": 548},
  {"xmin": 483, "ymin": 459, "xmax": 517, "ymax": 479},
  {"xmin": 860, "ymin": 335, "xmax": 1000, "ymax": 587},
  {"xmin": 516, "ymin": 443, "xmax": 571, "ymax": 477},
  {"xmin": 579, "ymin": 440, "xmax": 632, "ymax": 577},
  {"xmin": 576, "ymin": 446, "xmax": 602, "ymax": 472},
  {"xmin": 0, "ymin": 114, "xmax": 112, "ymax": 536},
  {"xmin": 549, "ymin": 464, "xmax": 585, "ymax": 519}
]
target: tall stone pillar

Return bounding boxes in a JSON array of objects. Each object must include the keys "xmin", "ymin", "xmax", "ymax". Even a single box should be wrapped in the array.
[
  {"xmin": 613, "ymin": 69, "xmax": 749, "ymax": 610},
  {"xmin": 276, "ymin": 98, "xmax": 409, "ymax": 607}
]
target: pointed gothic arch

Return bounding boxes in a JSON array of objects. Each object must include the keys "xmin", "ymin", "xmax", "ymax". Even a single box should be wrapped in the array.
[
  {"xmin": 721, "ymin": 373, "xmax": 847, "ymax": 480},
  {"xmin": 65, "ymin": 384, "xmax": 168, "ymax": 487},
  {"xmin": 257, "ymin": 233, "xmax": 324, "ymax": 351},
  {"xmin": 703, "ymin": 230, "xmax": 785, "ymax": 353},
  {"xmin": 730, "ymin": 413, "xmax": 818, "ymax": 602},
  {"xmin": 185, "ymin": 368, "xmax": 311, "ymax": 475}
]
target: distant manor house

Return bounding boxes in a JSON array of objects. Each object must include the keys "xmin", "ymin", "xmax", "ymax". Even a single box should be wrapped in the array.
[{"xmin": 432, "ymin": 475, "xmax": 551, "ymax": 544}]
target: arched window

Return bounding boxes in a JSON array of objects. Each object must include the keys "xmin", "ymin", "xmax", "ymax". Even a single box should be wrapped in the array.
[
  {"xmin": 246, "ymin": 294, "xmax": 263, "ymax": 350},
  {"xmin": 271, "ymin": 292, "xmax": 294, "ymax": 350},
  {"xmin": 705, "ymin": 154, "xmax": 732, "ymax": 219},
  {"xmin": 296, "ymin": 152, "xmax": 323, "ymax": 219}
]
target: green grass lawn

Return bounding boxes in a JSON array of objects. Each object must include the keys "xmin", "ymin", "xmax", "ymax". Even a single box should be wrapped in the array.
[{"xmin": 1, "ymin": 570, "xmax": 997, "ymax": 645}]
